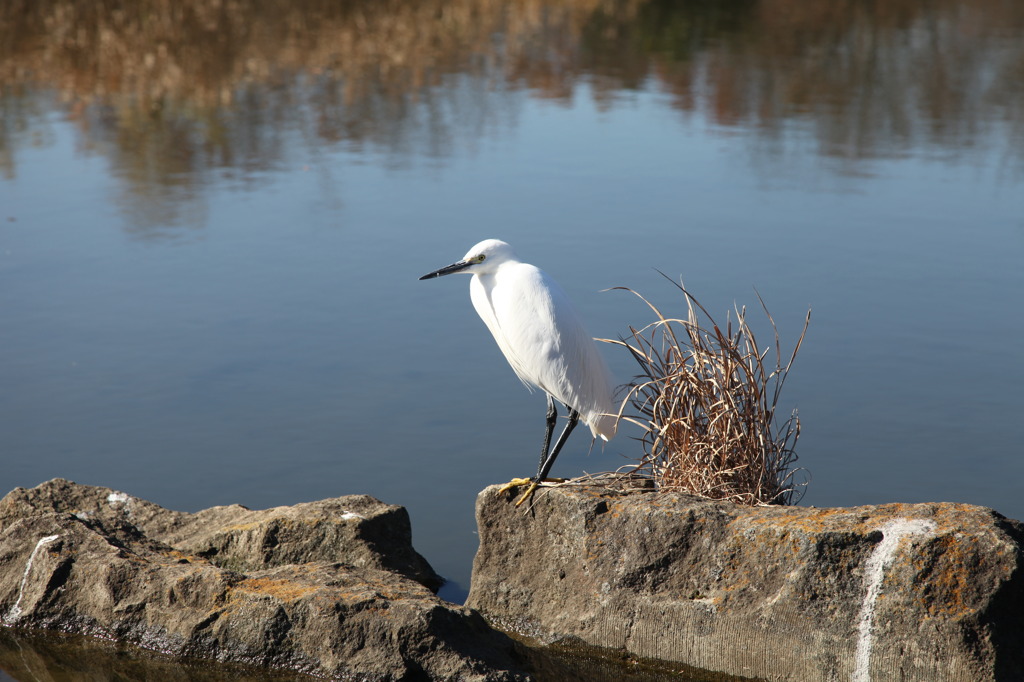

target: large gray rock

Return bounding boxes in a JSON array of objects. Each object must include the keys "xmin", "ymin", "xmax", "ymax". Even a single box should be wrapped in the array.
[
  {"xmin": 3, "ymin": 477, "xmax": 442, "ymax": 589},
  {"xmin": 467, "ymin": 477, "xmax": 1024, "ymax": 682},
  {"xmin": 0, "ymin": 479, "xmax": 527, "ymax": 681}
]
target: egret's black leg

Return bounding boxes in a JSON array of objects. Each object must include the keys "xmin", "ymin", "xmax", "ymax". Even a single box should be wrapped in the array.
[
  {"xmin": 537, "ymin": 408, "xmax": 579, "ymax": 481},
  {"xmin": 514, "ymin": 407, "xmax": 580, "ymax": 507},
  {"xmin": 497, "ymin": 396, "xmax": 563, "ymax": 500},
  {"xmin": 538, "ymin": 395, "xmax": 558, "ymax": 473}
]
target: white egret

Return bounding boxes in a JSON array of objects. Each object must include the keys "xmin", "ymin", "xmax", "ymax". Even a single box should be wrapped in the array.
[{"xmin": 420, "ymin": 239, "xmax": 616, "ymax": 505}]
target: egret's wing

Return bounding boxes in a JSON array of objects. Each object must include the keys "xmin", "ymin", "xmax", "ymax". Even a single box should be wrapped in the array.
[
  {"xmin": 476, "ymin": 263, "xmax": 616, "ymax": 441},
  {"xmin": 538, "ymin": 274, "xmax": 617, "ymax": 441}
]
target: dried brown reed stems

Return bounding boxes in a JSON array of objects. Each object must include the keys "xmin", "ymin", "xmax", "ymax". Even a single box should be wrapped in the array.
[{"xmin": 603, "ymin": 278, "xmax": 810, "ymax": 505}]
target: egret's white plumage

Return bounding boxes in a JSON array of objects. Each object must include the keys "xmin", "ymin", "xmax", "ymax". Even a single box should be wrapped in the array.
[
  {"xmin": 420, "ymin": 239, "xmax": 616, "ymax": 496},
  {"xmin": 467, "ymin": 241, "xmax": 616, "ymax": 440}
]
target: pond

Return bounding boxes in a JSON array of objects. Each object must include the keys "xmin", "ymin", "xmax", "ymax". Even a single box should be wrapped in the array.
[{"xmin": 2, "ymin": 0, "xmax": 1023, "ymax": 677}]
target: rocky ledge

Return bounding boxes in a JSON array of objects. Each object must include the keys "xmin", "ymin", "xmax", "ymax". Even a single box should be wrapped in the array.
[
  {"xmin": 0, "ymin": 479, "xmax": 527, "ymax": 681},
  {"xmin": 4, "ymin": 477, "xmax": 1024, "ymax": 682},
  {"xmin": 467, "ymin": 477, "xmax": 1024, "ymax": 682}
]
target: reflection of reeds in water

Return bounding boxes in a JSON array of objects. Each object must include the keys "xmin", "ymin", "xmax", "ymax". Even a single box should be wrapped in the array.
[
  {"xmin": 0, "ymin": 0, "xmax": 630, "ymax": 189},
  {"xmin": 0, "ymin": 0, "xmax": 620, "ymax": 110},
  {"xmin": 604, "ymin": 280, "xmax": 810, "ymax": 506},
  {"xmin": 1, "ymin": 0, "xmax": 1021, "ymax": 187}
]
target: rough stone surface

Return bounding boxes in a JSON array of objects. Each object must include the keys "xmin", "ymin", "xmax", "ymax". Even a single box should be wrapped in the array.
[
  {"xmin": 2, "ymin": 477, "xmax": 442, "ymax": 590},
  {"xmin": 467, "ymin": 477, "xmax": 1024, "ymax": 682},
  {"xmin": 0, "ymin": 479, "xmax": 527, "ymax": 681}
]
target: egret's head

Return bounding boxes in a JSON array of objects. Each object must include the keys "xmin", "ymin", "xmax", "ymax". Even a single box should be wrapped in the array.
[{"xmin": 419, "ymin": 239, "xmax": 518, "ymax": 279}]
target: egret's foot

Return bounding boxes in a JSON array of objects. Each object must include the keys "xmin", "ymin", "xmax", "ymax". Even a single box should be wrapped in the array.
[
  {"xmin": 501, "ymin": 477, "xmax": 567, "ymax": 507},
  {"xmin": 498, "ymin": 477, "xmax": 567, "ymax": 495},
  {"xmin": 497, "ymin": 477, "xmax": 533, "ymax": 495},
  {"xmin": 514, "ymin": 480, "xmax": 541, "ymax": 507}
]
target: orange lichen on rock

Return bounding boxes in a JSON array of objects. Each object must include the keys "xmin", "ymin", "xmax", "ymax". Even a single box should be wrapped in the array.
[{"xmin": 232, "ymin": 577, "xmax": 319, "ymax": 603}]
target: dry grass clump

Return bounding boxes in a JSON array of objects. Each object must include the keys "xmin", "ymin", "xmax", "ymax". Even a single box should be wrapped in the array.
[{"xmin": 603, "ymin": 278, "xmax": 810, "ymax": 505}]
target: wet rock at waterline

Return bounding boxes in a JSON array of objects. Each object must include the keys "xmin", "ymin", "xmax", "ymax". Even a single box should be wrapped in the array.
[
  {"xmin": 467, "ymin": 477, "xmax": 1024, "ymax": 682},
  {"xmin": 0, "ymin": 479, "xmax": 527, "ymax": 681}
]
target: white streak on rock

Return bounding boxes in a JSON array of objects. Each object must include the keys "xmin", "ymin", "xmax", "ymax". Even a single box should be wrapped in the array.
[
  {"xmin": 340, "ymin": 512, "xmax": 366, "ymax": 521},
  {"xmin": 852, "ymin": 518, "xmax": 936, "ymax": 682},
  {"xmin": 107, "ymin": 491, "xmax": 133, "ymax": 518},
  {"xmin": 3, "ymin": 534, "xmax": 60, "ymax": 624}
]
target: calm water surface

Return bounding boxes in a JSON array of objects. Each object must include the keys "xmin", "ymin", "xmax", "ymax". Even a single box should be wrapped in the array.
[{"xmin": 2, "ymin": 0, "xmax": 1024, "ymax": 677}]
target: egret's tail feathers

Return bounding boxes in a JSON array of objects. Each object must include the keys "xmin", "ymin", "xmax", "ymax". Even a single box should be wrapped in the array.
[{"xmin": 587, "ymin": 411, "xmax": 618, "ymax": 442}]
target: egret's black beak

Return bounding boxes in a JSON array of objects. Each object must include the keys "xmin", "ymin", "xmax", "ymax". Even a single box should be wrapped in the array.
[{"xmin": 420, "ymin": 260, "xmax": 470, "ymax": 280}]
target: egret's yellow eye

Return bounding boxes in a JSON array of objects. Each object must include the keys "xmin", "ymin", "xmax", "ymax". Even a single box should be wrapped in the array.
[{"xmin": 474, "ymin": 254, "xmax": 487, "ymax": 263}]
